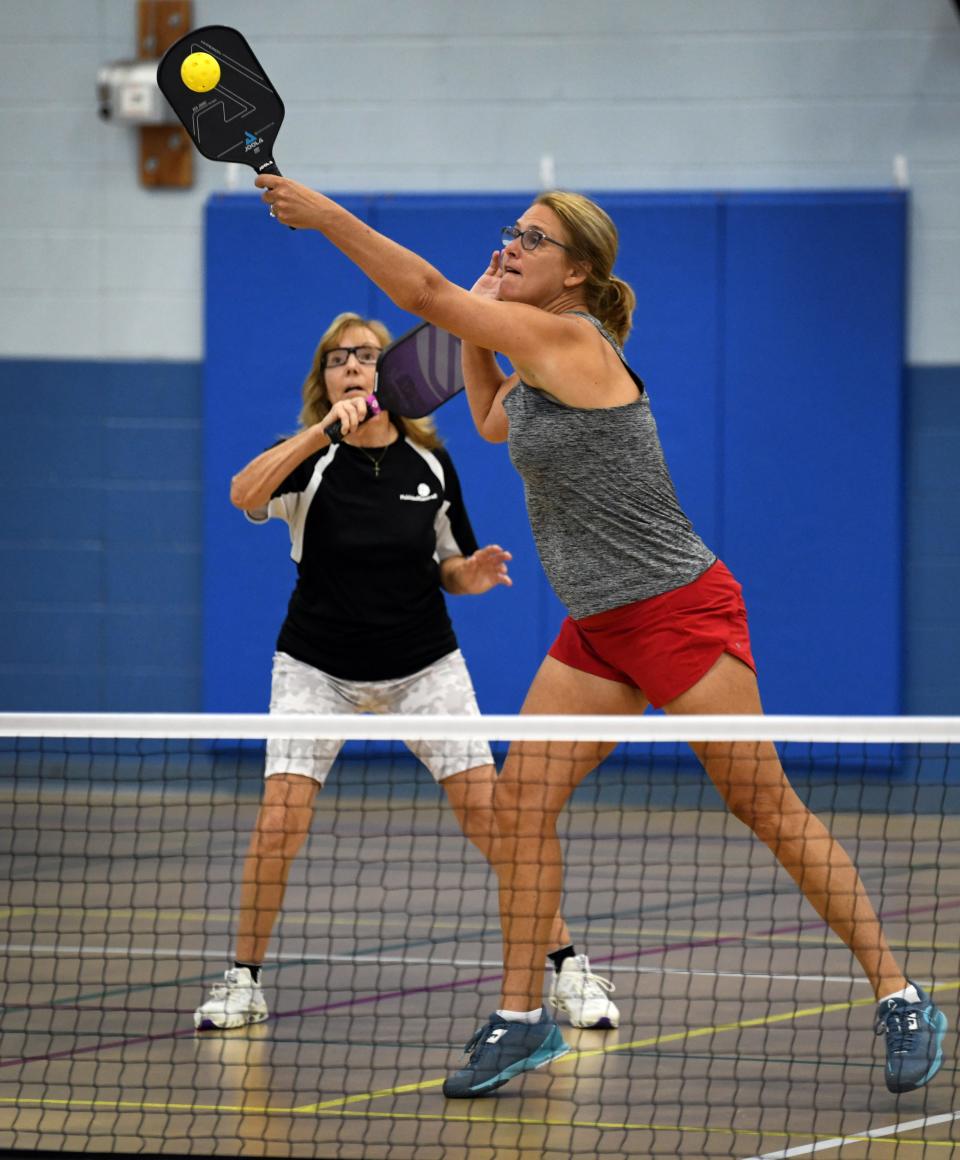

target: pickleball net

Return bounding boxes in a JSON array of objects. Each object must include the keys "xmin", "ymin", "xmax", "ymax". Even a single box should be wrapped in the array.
[{"xmin": 1, "ymin": 712, "xmax": 958, "ymax": 1159}]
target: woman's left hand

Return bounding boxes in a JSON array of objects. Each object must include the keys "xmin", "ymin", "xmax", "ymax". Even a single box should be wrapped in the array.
[
  {"xmin": 443, "ymin": 545, "xmax": 513, "ymax": 595},
  {"xmin": 254, "ymin": 174, "xmax": 325, "ymax": 229},
  {"xmin": 470, "ymin": 251, "xmax": 504, "ymax": 301}
]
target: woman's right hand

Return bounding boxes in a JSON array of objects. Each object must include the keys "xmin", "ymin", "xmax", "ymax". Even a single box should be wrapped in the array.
[
  {"xmin": 321, "ymin": 395, "xmax": 373, "ymax": 439},
  {"xmin": 470, "ymin": 250, "xmax": 503, "ymax": 301}
]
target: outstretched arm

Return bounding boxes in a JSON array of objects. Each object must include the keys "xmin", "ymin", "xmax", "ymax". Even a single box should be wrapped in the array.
[{"xmin": 254, "ymin": 176, "xmax": 573, "ymax": 375}]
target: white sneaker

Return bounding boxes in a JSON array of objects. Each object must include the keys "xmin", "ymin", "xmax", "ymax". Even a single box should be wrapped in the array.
[
  {"xmin": 194, "ymin": 967, "xmax": 269, "ymax": 1031},
  {"xmin": 548, "ymin": 954, "xmax": 619, "ymax": 1029}
]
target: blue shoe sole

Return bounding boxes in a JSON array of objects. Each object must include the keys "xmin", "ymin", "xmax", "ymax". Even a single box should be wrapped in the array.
[
  {"xmin": 886, "ymin": 1008, "xmax": 948, "ymax": 1093},
  {"xmin": 443, "ymin": 1026, "xmax": 571, "ymax": 1098}
]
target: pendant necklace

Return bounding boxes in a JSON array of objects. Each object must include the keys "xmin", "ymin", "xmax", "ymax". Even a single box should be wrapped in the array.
[{"xmin": 357, "ymin": 442, "xmax": 391, "ymax": 479}]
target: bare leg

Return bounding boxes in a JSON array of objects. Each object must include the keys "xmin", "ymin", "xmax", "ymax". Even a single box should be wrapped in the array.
[
  {"xmin": 494, "ymin": 658, "xmax": 648, "ymax": 1011},
  {"xmin": 441, "ymin": 763, "xmax": 571, "ymax": 956},
  {"xmin": 235, "ymin": 773, "xmax": 320, "ymax": 966},
  {"xmin": 665, "ymin": 652, "xmax": 906, "ymax": 999}
]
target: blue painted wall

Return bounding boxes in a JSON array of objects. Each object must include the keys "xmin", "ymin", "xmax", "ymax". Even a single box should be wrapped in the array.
[
  {"xmin": 2, "ymin": 220, "xmax": 959, "ymax": 716},
  {"xmin": 203, "ymin": 190, "xmax": 905, "ymax": 717},
  {"xmin": 904, "ymin": 365, "xmax": 960, "ymax": 714},
  {"xmin": 0, "ymin": 359, "xmax": 202, "ymax": 710}
]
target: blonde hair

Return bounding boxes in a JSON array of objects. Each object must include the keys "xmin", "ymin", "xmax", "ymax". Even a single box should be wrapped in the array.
[
  {"xmin": 534, "ymin": 190, "xmax": 636, "ymax": 346},
  {"xmin": 299, "ymin": 312, "xmax": 443, "ymax": 450}
]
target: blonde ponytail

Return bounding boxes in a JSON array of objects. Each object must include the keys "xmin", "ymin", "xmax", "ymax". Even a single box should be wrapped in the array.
[{"xmin": 535, "ymin": 190, "xmax": 637, "ymax": 346}]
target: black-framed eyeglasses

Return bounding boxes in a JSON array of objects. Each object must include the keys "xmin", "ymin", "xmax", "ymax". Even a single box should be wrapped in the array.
[
  {"xmin": 501, "ymin": 224, "xmax": 572, "ymax": 253},
  {"xmin": 322, "ymin": 345, "xmax": 381, "ymax": 368}
]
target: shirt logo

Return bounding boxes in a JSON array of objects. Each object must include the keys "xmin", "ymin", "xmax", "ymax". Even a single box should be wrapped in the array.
[{"xmin": 399, "ymin": 482, "xmax": 438, "ymax": 502}]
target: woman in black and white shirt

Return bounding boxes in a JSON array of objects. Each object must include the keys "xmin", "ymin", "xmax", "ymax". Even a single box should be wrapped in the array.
[{"xmin": 193, "ymin": 312, "xmax": 617, "ymax": 1033}]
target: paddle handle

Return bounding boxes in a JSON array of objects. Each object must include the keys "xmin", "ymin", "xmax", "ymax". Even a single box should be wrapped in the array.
[
  {"xmin": 324, "ymin": 395, "xmax": 382, "ymax": 445},
  {"xmin": 259, "ymin": 159, "xmax": 296, "ymax": 230}
]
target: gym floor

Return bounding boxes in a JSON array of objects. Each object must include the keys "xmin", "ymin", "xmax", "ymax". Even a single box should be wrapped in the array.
[{"xmin": 1, "ymin": 757, "xmax": 958, "ymax": 1158}]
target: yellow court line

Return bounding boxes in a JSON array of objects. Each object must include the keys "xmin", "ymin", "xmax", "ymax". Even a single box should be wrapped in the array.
[
  {"xmin": 7, "ymin": 985, "xmax": 960, "ymax": 1146},
  {"xmin": 0, "ymin": 1095, "xmax": 281, "ymax": 1116},
  {"xmin": 294, "ymin": 978, "xmax": 960, "ymax": 1113},
  {"xmin": 0, "ymin": 1095, "xmax": 939, "ymax": 1149}
]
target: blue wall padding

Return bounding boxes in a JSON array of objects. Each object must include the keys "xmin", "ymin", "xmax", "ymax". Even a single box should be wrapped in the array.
[
  {"xmin": 0, "ymin": 358, "xmax": 203, "ymax": 711},
  {"xmin": 904, "ymin": 365, "xmax": 960, "ymax": 713},
  {"xmin": 203, "ymin": 190, "xmax": 905, "ymax": 715},
  {"xmin": 721, "ymin": 193, "xmax": 906, "ymax": 713}
]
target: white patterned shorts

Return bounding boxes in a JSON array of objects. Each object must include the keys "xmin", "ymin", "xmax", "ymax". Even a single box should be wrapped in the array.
[{"xmin": 265, "ymin": 650, "xmax": 494, "ymax": 784}]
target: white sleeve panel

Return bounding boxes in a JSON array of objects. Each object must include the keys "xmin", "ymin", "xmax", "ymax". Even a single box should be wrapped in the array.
[
  {"xmin": 240, "ymin": 445, "xmax": 339, "ymax": 565},
  {"xmin": 433, "ymin": 499, "xmax": 464, "ymax": 562}
]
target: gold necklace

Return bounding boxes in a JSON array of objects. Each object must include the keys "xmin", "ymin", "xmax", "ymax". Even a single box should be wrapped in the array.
[{"xmin": 355, "ymin": 442, "xmax": 392, "ymax": 478}]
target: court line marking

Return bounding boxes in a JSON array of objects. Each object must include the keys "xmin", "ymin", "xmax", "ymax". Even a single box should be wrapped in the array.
[
  {"xmin": 4, "ymin": 893, "xmax": 956, "ymax": 972},
  {"xmin": 293, "ymin": 980, "xmax": 960, "ymax": 1113},
  {"xmin": 4, "ymin": 897, "xmax": 955, "ymax": 1064},
  {"xmin": 0, "ymin": 1095, "xmax": 942, "ymax": 1149},
  {"xmin": 742, "ymin": 1108, "xmax": 960, "ymax": 1158},
  {"xmin": 4, "ymin": 988, "xmax": 957, "ymax": 1148},
  {"xmin": 0, "ymin": 945, "xmax": 874, "ymax": 985}
]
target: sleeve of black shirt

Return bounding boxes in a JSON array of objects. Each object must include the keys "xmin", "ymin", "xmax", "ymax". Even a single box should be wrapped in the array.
[
  {"xmin": 271, "ymin": 441, "xmax": 320, "ymax": 499},
  {"xmin": 436, "ymin": 447, "xmax": 479, "ymax": 558}
]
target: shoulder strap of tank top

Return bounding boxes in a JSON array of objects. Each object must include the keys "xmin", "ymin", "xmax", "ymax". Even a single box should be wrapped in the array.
[{"xmin": 564, "ymin": 311, "xmax": 645, "ymax": 395}]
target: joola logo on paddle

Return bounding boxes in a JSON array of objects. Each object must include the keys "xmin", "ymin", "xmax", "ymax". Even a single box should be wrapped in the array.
[{"xmin": 244, "ymin": 130, "xmax": 262, "ymax": 152}]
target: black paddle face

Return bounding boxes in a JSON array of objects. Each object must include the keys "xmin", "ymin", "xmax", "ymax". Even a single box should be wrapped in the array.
[
  {"xmin": 157, "ymin": 25, "xmax": 285, "ymax": 176},
  {"xmin": 375, "ymin": 323, "xmax": 465, "ymax": 419}
]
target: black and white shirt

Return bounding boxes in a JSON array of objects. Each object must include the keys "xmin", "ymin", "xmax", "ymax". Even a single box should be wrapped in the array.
[{"xmin": 247, "ymin": 435, "xmax": 479, "ymax": 680}]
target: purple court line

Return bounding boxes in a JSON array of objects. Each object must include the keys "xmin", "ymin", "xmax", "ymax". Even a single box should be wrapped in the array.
[{"xmin": 3, "ymin": 896, "xmax": 957, "ymax": 1072}]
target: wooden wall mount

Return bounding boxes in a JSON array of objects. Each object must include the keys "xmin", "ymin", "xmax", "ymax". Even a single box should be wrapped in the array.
[{"xmin": 138, "ymin": 0, "xmax": 193, "ymax": 188}]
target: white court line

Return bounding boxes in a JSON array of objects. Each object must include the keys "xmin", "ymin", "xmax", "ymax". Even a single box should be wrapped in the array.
[
  {"xmin": 0, "ymin": 942, "xmax": 874, "ymax": 984},
  {"xmin": 742, "ymin": 1109, "xmax": 960, "ymax": 1159}
]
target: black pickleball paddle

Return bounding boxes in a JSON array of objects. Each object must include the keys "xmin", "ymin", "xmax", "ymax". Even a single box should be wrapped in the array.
[{"xmin": 157, "ymin": 25, "xmax": 286, "ymax": 179}]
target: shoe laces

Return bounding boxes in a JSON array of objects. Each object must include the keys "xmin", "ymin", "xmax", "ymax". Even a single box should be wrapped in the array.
[
  {"xmin": 564, "ymin": 957, "xmax": 615, "ymax": 999},
  {"xmin": 461, "ymin": 1018, "xmax": 500, "ymax": 1060},
  {"xmin": 875, "ymin": 999, "xmax": 920, "ymax": 1055},
  {"xmin": 207, "ymin": 968, "xmax": 243, "ymax": 1000}
]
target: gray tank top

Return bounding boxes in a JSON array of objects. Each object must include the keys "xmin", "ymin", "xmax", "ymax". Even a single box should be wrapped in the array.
[{"xmin": 503, "ymin": 312, "xmax": 716, "ymax": 619}]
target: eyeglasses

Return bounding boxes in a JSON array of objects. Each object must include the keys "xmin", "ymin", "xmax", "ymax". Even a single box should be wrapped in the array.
[
  {"xmin": 322, "ymin": 345, "xmax": 381, "ymax": 368},
  {"xmin": 501, "ymin": 224, "xmax": 572, "ymax": 253}
]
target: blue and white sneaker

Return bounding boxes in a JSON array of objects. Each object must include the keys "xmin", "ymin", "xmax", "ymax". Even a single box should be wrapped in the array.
[
  {"xmin": 875, "ymin": 980, "xmax": 947, "ymax": 1093},
  {"xmin": 442, "ymin": 1010, "xmax": 570, "ymax": 1098}
]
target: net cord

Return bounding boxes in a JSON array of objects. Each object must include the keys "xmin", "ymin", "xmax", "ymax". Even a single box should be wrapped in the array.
[{"xmin": 2, "ymin": 712, "xmax": 959, "ymax": 743}]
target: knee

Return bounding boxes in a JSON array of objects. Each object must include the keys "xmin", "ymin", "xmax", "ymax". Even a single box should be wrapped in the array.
[
  {"xmin": 253, "ymin": 805, "xmax": 309, "ymax": 858},
  {"xmin": 493, "ymin": 776, "xmax": 558, "ymax": 840},
  {"xmin": 722, "ymin": 785, "xmax": 807, "ymax": 844}
]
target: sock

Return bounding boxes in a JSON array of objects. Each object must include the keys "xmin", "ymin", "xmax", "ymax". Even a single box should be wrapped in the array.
[
  {"xmin": 234, "ymin": 961, "xmax": 262, "ymax": 985},
  {"xmin": 496, "ymin": 1007, "xmax": 543, "ymax": 1024},
  {"xmin": 879, "ymin": 984, "xmax": 921, "ymax": 1005},
  {"xmin": 548, "ymin": 945, "xmax": 576, "ymax": 975}
]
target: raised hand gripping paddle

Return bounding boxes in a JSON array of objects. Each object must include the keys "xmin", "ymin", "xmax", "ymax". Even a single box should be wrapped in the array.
[
  {"xmin": 325, "ymin": 322, "xmax": 466, "ymax": 444},
  {"xmin": 157, "ymin": 25, "xmax": 286, "ymax": 179}
]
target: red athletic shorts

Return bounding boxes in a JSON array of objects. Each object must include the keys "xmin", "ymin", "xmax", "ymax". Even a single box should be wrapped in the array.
[{"xmin": 547, "ymin": 559, "xmax": 757, "ymax": 709}]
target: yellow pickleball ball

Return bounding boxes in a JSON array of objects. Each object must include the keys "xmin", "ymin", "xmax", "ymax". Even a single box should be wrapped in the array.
[{"xmin": 180, "ymin": 51, "xmax": 221, "ymax": 93}]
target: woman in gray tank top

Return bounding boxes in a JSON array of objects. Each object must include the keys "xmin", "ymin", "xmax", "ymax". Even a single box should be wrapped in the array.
[{"xmin": 256, "ymin": 175, "xmax": 945, "ymax": 1100}]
